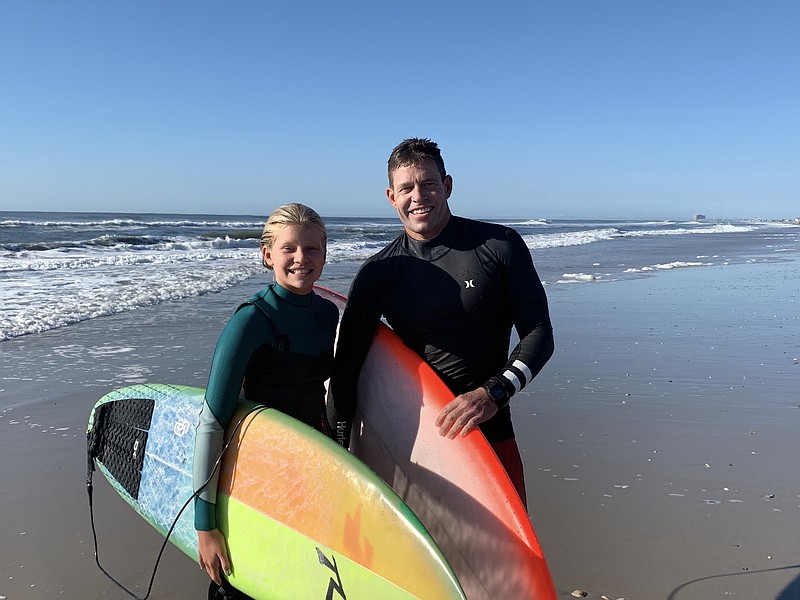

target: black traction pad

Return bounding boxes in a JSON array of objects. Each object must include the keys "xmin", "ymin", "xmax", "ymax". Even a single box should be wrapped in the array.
[{"xmin": 88, "ymin": 398, "xmax": 155, "ymax": 500}]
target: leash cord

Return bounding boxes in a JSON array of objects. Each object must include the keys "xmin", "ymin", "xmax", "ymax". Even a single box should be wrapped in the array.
[{"xmin": 87, "ymin": 404, "xmax": 269, "ymax": 599}]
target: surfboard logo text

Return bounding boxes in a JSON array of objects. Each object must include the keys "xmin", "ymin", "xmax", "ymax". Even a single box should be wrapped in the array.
[
  {"xmin": 316, "ymin": 548, "xmax": 347, "ymax": 599},
  {"xmin": 173, "ymin": 418, "xmax": 192, "ymax": 438}
]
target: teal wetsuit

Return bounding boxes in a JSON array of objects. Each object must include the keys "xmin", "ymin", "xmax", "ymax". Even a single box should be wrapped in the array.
[{"xmin": 193, "ymin": 283, "xmax": 338, "ymax": 531}]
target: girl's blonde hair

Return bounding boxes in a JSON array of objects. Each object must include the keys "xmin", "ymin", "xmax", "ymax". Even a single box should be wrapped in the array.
[{"xmin": 260, "ymin": 203, "xmax": 327, "ymax": 270}]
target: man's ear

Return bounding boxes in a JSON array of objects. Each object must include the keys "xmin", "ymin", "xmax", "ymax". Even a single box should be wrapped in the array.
[{"xmin": 443, "ymin": 174, "xmax": 453, "ymax": 199}]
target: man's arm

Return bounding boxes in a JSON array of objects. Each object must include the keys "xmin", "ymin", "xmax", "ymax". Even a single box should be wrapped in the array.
[
  {"xmin": 437, "ymin": 229, "xmax": 554, "ymax": 438},
  {"xmin": 501, "ymin": 227, "xmax": 555, "ymax": 388}
]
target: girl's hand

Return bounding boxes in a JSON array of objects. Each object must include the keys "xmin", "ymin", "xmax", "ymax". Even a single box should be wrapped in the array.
[{"xmin": 197, "ymin": 528, "xmax": 231, "ymax": 586}]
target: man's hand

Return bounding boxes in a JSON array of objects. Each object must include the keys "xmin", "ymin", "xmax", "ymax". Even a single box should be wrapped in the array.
[
  {"xmin": 198, "ymin": 528, "xmax": 231, "ymax": 586},
  {"xmin": 435, "ymin": 387, "xmax": 498, "ymax": 439}
]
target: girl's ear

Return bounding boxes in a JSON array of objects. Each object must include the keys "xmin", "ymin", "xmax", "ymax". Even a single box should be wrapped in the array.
[{"xmin": 261, "ymin": 245, "xmax": 273, "ymax": 269}]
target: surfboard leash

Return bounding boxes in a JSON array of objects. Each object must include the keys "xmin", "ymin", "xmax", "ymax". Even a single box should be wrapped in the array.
[{"xmin": 86, "ymin": 403, "xmax": 270, "ymax": 599}]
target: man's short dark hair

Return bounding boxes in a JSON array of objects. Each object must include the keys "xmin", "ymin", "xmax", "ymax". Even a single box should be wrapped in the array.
[{"xmin": 387, "ymin": 138, "xmax": 447, "ymax": 186}]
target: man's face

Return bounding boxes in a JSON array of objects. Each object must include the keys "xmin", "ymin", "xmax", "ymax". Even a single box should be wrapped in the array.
[{"xmin": 386, "ymin": 160, "xmax": 452, "ymax": 241}]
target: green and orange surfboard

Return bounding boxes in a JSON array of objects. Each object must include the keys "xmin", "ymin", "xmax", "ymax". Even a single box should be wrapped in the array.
[{"xmin": 87, "ymin": 384, "xmax": 466, "ymax": 599}]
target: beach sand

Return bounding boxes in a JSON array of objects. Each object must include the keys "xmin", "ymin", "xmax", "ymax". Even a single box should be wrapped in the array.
[{"xmin": 1, "ymin": 259, "xmax": 798, "ymax": 599}]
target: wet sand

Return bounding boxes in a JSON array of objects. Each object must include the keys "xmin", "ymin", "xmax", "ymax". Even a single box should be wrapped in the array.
[
  {"xmin": 521, "ymin": 260, "xmax": 800, "ymax": 599},
  {"xmin": 1, "ymin": 259, "xmax": 798, "ymax": 599}
]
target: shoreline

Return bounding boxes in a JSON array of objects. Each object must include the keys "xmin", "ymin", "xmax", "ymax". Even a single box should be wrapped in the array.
[{"xmin": 1, "ymin": 258, "xmax": 798, "ymax": 599}]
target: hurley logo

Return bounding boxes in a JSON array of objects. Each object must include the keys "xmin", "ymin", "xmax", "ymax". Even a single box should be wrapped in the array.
[{"xmin": 464, "ymin": 279, "xmax": 475, "ymax": 288}]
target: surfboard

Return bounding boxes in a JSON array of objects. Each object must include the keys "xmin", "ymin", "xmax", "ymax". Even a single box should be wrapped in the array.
[
  {"xmin": 318, "ymin": 287, "xmax": 558, "ymax": 600},
  {"xmin": 87, "ymin": 383, "xmax": 466, "ymax": 600}
]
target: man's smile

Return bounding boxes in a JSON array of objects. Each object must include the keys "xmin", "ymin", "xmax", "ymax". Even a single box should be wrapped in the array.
[{"xmin": 409, "ymin": 206, "xmax": 432, "ymax": 215}]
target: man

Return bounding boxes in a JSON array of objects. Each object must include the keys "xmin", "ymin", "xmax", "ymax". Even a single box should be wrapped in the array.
[{"xmin": 330, "ymin": 138, "xmax": 554, "ymax": 507}]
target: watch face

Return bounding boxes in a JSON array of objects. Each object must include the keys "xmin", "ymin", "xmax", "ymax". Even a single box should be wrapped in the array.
[{"xmin": 489, "ymin": 383, "xmax": 508, "ymax": 403}]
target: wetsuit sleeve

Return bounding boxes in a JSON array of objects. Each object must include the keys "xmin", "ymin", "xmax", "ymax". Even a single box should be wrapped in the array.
[
  {"xmin": 193, "ymin": 305, "xmax": 273, "ymax": 530},
  {"xmin": 487, "ymin": 229, "xmax": 554, "ymax": 401},
  {"xmin": 329, "ymin": 261, "xmax": 384, "ymax": 448}
]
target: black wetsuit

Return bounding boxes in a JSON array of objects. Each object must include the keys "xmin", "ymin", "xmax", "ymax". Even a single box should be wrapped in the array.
[{"xmin": 330, "ymin": 216, "xmax": 554, "ymax": 446}]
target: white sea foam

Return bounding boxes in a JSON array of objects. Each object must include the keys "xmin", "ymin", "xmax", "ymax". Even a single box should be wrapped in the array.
[
  {"xmin": 558, "ymin": 273, "xmax": 601, "ymax": 283},
  {"xmin": 497, "ymin": 219, "xmax": 549, "ymax": 226},
  {"xmin": 623, "ymin": 261, "xmax": 709, "ymax": 273},
  {"xmin": 0, "ymin": 257, "xmax": 261, "ymax": 341},
  {"xmin": 522, "ymin": 228, "xmax": 620, "ymax": 250},
  {"xmin": 1, "ymin": 213, "xmax": 797, "ymax": 341},
  {"xmin": 0, "ymin": 247, "xmax": 257, "ymax": 273},
  {"xmin": 326, "ymin": 239, "xmax": 390, "ymax": 262},
  {"xmin": 0, "ymin": 235, "xmax": 374, "ymax": 339},
  {"xmin": 620, "ymin": 223, "xmax": 757, "ymax": 237}
]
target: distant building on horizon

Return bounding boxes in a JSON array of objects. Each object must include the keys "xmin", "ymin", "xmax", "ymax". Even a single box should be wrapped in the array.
[{"xmin": 692, "ymin": 214, "xmax": 706, "ymax": 221}]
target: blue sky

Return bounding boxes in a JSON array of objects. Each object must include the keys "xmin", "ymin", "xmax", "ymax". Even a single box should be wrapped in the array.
[{"xmin": 1, "ymin": 1, "xmax": 798, "ymax": 220}]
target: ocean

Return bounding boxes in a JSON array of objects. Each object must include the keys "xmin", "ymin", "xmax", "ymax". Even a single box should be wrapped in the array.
[{"xmin": 2, "ymin": 210, "xmax": 798, "ymax": 342}]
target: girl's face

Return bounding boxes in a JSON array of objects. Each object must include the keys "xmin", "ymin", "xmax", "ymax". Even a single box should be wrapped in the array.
[{"xmin": 261, "ymin": 224, "xmax": 326, "ymax": 295}]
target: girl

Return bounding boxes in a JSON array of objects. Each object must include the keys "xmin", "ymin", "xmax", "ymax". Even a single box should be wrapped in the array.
[{"xmin": 192, "ymin": 204, "xmax": 339, "ymax": 599}]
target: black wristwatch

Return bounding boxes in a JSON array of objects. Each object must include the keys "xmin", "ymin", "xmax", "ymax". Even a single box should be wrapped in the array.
[{"xmin": 483, "ymin": 377, "xmax": 510, "ymax": 409}]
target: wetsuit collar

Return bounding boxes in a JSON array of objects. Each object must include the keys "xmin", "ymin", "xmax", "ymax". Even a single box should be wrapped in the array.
[
  {"xmin": 404, "ymin": 215, "xmax": 456, "ymax": 261},
  {"xmin": 271, "ymin": 282, "xmax": 314, "ymax": 306}
]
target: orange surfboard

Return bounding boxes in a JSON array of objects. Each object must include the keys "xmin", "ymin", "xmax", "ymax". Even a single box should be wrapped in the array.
[{"xmin": 320, "ymin": 287, "xmax": 558, "ymax": 600}]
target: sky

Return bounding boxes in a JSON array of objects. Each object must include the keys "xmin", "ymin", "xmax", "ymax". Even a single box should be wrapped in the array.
[{"xmin": 1, "ymin": 1, "xmax": 798, "ymax": 221}]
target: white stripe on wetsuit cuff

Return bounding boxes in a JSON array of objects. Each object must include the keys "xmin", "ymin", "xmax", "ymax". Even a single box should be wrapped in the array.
[
  {"xmin": 502, "ymin": 370, "xmax": 522, "ymax": 393},
  {"xmin": 512, "ymin": 359, "xmax": 533, "ymax": 383}
]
